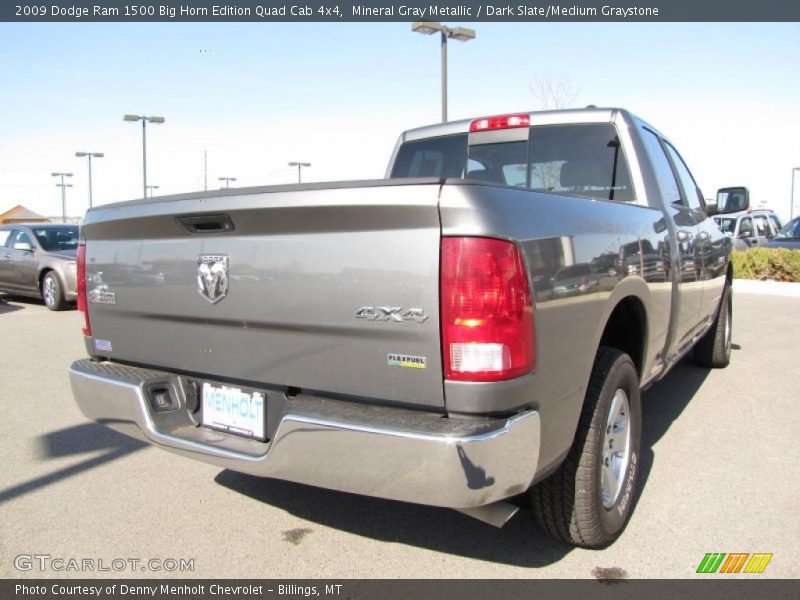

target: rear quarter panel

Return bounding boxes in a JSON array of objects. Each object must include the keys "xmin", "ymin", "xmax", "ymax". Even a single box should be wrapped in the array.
[{"xmin": 439, "ymin": 182, "xmax": 671, "ymax": 473}]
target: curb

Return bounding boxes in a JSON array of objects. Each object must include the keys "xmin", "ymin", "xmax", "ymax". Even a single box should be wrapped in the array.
[{"xmin": 733, "ymin": 279, "xmax": 800, "ymax": 298}]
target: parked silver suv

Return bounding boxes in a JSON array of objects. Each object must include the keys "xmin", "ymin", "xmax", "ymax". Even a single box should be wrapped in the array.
[
  {"xmin": 713, "ymin": 209, "xmax": 783, "ymax": 250},
  {"xmin": 0, "ymin": 223, "xmax": 79, "ymax": 310}
]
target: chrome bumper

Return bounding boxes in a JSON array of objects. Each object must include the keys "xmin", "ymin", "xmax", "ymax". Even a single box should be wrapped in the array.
[{"xmin": 69, "ymin": 359, "xmax": 540, "ymax": 509}]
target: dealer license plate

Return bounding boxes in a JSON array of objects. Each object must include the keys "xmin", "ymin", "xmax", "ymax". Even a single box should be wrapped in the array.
[{"xmin": 201, "ymin": 382, "xmax": 266, "ymax": 441}]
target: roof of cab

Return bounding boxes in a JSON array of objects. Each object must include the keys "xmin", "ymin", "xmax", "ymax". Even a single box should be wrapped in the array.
[{"xmin": 401, "ymin": 107, "xmax": 632, "ymax": 142}]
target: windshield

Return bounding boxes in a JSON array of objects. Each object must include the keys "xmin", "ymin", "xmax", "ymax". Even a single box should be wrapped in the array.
[
  {"xmin": 715, "ymin": 217, "xmax": 737, "ymax": 235},
  {"xmin": 775, "ymin": 217, "xmax": 800, "ymax": 240},
  {"xmin": 31, "ymin": 226, "xmax": 79, "ymax": 251}
]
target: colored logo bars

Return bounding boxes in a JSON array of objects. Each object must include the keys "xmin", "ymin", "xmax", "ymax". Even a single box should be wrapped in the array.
[{"xmin": 696, "ymin": 552, "xmax": 773, "ymax": 574}]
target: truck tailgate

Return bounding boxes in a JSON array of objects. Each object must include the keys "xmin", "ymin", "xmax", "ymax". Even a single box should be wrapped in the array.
[{"xmin": 82, "ymin": 180, "xmax": 445, "ymax": 410}]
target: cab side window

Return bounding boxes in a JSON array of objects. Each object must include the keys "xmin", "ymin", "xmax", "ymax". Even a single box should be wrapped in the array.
[
  {"xmin": 663, "ymin": 142, "xmax": 704, "ymax": 212},
  {"xmin": 641, "ymin": 129, "xmax": 681, "ymax": 206},
  {"xmin": 0, "ymin": 230, "xmax": 11, "ymax": 247}
]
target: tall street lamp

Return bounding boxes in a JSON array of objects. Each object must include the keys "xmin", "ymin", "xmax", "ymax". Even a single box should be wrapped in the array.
[
  {"xmin": 145, "ymin": 185, "xmax": 159, "ymax": 198},
  {"xmin": 75, "ymin": 151, "xmax": 104, "ymax": 209},
  {"xmin": 219, "ymin": 176, "xmax": 237, "ymax": 189},
  {"xmin": 791, "ymin": 167, "xmax": 800, "ymax": 220},
  {"xmin": 123, "ymin": 114, "xmax": 165, "ymax": 199},
  {"xmin": 411, "ymin": 21, "xmax": 476, "ymax": 123},
  {"xmin": 51, "ymin": 172, "xmax": 73, "ymax": 223},
  {"xmin": 288, "ymin": 161, "xmax": 311, "ymax": 184}
]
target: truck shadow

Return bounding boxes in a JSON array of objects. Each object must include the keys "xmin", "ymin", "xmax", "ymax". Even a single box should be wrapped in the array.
[
  {"xmin": 636, "ymin": 359, "xmax": 711, "ymax": 505},
  {"xmin": 215, "ymin": 469, "xmax": 572, "ymax": 567},
  {"xmin": 215, "ymin": 359, "xmax": 712, "ymax": 567},
  {"xmin": 38, "ymin": 422, "xmax": 147, "ymax": 459},
  {"xmin": 0, "ymin": 423, "xmax": 147, "ymax": 505}
]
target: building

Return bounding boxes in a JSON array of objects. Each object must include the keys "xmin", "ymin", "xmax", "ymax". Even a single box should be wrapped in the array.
[
  {"xmin": 0, "ymin": 205, "xmax": 51, "ymax": 225},
  {"xmin": 44, "ymin": 216, "xmax": 83, "ymax": 225}
]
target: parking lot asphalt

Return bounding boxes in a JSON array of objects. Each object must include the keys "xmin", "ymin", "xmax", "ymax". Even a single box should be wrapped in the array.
[{"xmin": 1, "ymin": 287, "xmax": 798, "ymax": 579}]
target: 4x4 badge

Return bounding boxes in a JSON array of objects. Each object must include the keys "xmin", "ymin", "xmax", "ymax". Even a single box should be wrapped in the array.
[
  {"xmin": 355, "ymin": 307, "xmax": 428, "ymax": 323},
  {"xmin": 197, "ymin": 255, "xmax": 229, "ymax": 304}
]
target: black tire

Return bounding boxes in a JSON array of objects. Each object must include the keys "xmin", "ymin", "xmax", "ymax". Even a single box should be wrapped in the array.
[
  {"xmin": 693, "ymin": 283, "xmax": 732, "ymax": 368},
  {"xmin": 532, "ymin": 347, "xmax": 641, "ymax": 548},
  {"xmin": 41, "ymin": 271, "xmax": 67, "ymax": 311}
]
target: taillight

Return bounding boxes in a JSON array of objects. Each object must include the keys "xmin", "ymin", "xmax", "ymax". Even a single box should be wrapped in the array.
[
  {"xmin": 77, "ymin": 242, "xmax": 91, "ymax": 336},
  {"xmin": 441, "ymin": 237, "xmax": 535, "ymax": 382},
  {"xmin": 469, "ymin": 114, "xmax": 530, "ymax": 133}
]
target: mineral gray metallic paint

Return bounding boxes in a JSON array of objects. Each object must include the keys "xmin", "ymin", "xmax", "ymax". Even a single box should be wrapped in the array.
[
  {"xmin": 81, "ymin": 182, "xmax": 444, "ymax": 409},
  {"xmin": 70, "ymin": 108, "xmax": 731, "ymax": 515}
]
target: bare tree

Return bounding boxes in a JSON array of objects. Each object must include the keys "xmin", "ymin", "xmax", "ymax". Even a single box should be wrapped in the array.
[{"xmin": 530, "ymin": 74, "xmax": 578, "ymax": 110}]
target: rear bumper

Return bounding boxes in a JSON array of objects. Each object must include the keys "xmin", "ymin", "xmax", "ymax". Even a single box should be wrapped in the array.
[{"xmin": 69, "ymin": 359, "xmax": 540, "ymax": 509}]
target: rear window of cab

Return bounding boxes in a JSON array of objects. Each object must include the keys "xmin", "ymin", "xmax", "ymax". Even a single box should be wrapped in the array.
[{"xmin": 391, "ymin": 123, "xmax": 635, "ymax": 202}]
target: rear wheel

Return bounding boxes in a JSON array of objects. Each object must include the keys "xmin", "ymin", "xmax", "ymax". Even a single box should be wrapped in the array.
[
  {"xmin": 41, "ymin": 271, "xmax": 67, "ymax": 311},
  {"xmin": 532, "ymin": 347, "xmax": 641, "ymax": 548},
  {"xmin": 693, "ymin": 283, "xmax": 732, "ymax": 368}
]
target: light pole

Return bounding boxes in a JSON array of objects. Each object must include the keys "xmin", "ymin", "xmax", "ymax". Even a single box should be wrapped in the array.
[
  {"xmin": 145, "ymin": 185, "xmax": 159, "ymax": 198},
  {"xmin": 75, "ymin": 151, "xmax": 104, "ymax": 209},
  {"xmin": 51, "ymin": 172, "xmax": 73, "ymax": 222},
  {"xmin": 288, "ymin": 161, "xmax": 311, "ymax": 184},
  {"xmin": 791, "ymin": 167, "xmax": 800, "ymax": 220},
  {"xmin": 411, "ymin": 21, "xmax": 476, "ymax": 122},
  {"xmin": 123, "ymin": 114, "xmax": 165, "ymax": 199},
  {"xmin": 219, "ymin": 176, "xmax": 237, "ymax": 189}
]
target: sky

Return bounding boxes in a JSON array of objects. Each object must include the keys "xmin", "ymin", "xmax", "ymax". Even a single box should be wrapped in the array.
[{"xmin": 1, "ymin": 22, "xmax": 799, "ymax": 221}]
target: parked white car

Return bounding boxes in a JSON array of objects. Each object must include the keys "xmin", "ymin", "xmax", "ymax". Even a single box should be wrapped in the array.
[{"xmin": 713, "ymin": 209, "xmax": 783, "ymax": 250}]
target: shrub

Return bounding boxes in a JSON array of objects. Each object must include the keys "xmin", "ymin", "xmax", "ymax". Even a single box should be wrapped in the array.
[{"xmin": 732, "ymin": 247, "xmax": 800, "ymax": 282}]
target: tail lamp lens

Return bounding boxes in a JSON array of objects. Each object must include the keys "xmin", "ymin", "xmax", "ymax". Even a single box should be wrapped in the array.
[
  {"xmin": 77, "ymin": 242, "xmax": 91, "ymax": 336},
  {"xmin": 441, "ymin": 237, "xmax": 535, "ymax": 382}
]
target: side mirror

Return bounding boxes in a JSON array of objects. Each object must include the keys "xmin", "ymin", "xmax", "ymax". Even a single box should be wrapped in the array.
[
  {"xmin": 716, "ymin": 186, "xmax": 750, "ymax": 214},
  {"xmin": 13, "ymin": 241, "xmax": 33, "ymax": 252},
  {"xmin": 738, "ymin": 228, "xmax": 753, "ymax": 239}
]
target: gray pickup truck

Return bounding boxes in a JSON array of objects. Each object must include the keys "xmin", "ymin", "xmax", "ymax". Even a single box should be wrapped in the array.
[{"xmin": 70, "ymin": 108, "xmax": 735, "ymax": 548}]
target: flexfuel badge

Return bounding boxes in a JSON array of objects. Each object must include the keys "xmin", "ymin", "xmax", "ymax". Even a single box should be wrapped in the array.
[{"xmin": 388, "ymin": 354, "xmax": 427, "ymax": 369}]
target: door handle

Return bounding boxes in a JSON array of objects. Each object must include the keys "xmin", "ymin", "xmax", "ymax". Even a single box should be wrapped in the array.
[{"xmin": 676, "ymin": 230, "xmax": 693, "ymax": 242}]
